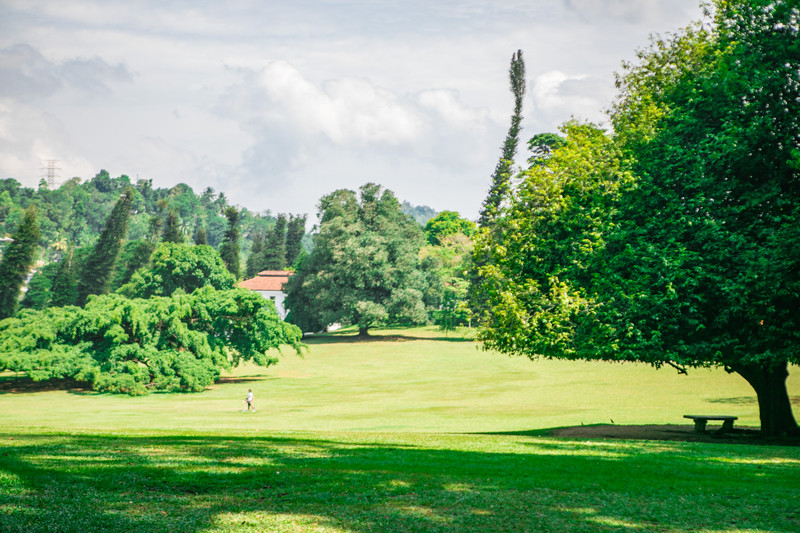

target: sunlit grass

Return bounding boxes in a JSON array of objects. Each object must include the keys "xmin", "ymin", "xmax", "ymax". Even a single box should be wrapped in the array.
[
  {"xmin": 1, "ymin": 326, "xmax": 799, "ymax": 531},
  {"xmin": 2, "ymin": 325, "xmax": 796, "ymax": 433}
]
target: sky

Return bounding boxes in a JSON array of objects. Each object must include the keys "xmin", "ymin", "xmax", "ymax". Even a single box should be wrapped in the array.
[{"xmin": 0, "ymin": 0, "xmax": 706, "ymax": 222}]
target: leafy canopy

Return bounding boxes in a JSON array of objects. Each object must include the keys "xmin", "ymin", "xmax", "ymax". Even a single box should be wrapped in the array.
[
  {"xmin": 0, "ymin": 287, "xmax": 303, "ymax": 395},
  {"xmin": 285, "ymin": 183, "xmax": 431, "ymax": 335},
  {"xmin": 475, "ymin": 0, "xmax": 800, "ymax": 435},
  {"xmin": 118, "ymin": 242, "xmax": 235, "ymax": 299}
]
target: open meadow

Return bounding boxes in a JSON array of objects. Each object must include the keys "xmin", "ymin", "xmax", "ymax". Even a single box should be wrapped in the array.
[{"xmin": 1, "ymin": 326, "xmax": 799, "ymax": 532}]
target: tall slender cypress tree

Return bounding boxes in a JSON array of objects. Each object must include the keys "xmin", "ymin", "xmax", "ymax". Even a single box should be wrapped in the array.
[
  {"xmin": 471, "ymin": 50, "xmax": 527, "ymax": 324},
  {"xmin": 245, "ymin": 231, "xmax": 265, "ymax": 278},
  {"xmin": 478, "ymin": 50, "xmax": 526, "ymax": 227},
  {"xmin": 76, "ymin": 187, "xmax": 134, "ymax": 306},
  {"xmin": 0, "ymin": 206, "xmax": 41, "ymax": 319},
  {"xmin": 50, "ymin": 245, "xmax": 79, "ymax": 307},
  {"xmin": 219, "ymin": 206, "xmax": 241, "ymax": 278},
  {"xmin": 161, "ymin": 210, "xmax": 184, "ymax": 243},
  {"xmin": 285, "ymin": 214, "xmax": 307, "ymax": 267},
  {"xmin": 194, "ymin": 225, "xmax": 208, "ymax": 245},
  {"xmin": 261, "ymin": 214, "xmax": 287, "ymax": 270}
]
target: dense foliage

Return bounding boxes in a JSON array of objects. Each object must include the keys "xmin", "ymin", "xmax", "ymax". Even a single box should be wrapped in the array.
[
  {"xmin": 286, "ymin": 183, "xmax": 435, "ymax": 335},
  {"xmin": 0, "ymin": 172, "xmax": 306, "ymax": 276},
  {"xmin": 0, "ymin": 287, "xmax": 303, "ymax": 395},
  {"xmin": 476, "ymin": 0, "xmax": 800, "ymax": 436},
  {"xmin": 118, "ymin": 243, "xmax": 236, "ymax": 299},
  {"xmin": 0, "ymin": 207, "xmax": 41, "ymax": 319},
  {"xmin": 76, "ymin": 188, "xmax": 134, "ymax": 306},
  {"xmin": 424, "ymin": 211, "xmax": 476, "ymax": 246}
]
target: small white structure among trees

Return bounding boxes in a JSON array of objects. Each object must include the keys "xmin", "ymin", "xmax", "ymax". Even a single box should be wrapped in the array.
[{"xmin": 239, "ymin": 270, "xmax": 292, "ymax": 319}]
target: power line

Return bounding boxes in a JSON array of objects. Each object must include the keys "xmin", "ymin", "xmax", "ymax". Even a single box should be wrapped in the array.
[{"xmin": 40, "ymin": 159, "xmax": 61, "ymax": 188}]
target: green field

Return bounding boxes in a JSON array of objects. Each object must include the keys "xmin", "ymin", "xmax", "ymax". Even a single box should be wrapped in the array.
[{"xmin": 1, "ymin": 327, "xmax": 799, "ymax": 532}]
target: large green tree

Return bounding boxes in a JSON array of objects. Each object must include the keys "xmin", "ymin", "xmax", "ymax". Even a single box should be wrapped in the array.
[
  {"xmin": 476, "ymin": 0, "xmax": 800, "ymax": 437},
  {"xmin": 118, "ymin": 242, "xmax": 235, "ymax": 299},
  {"xmin": 0, "ymin": 206, "xmax": 41, "ymax": 319},
  {"xmin": 285, "ymin": 183, "xmax": 430, "ymax": 336},
  {"xmin": 606, "ymin": 0, "xmax": 800, "ymax": 436},
  {"xmin": 0, "ymin": 287, "xmax": 302, "ymax": 395},
  {"xmin": 76, "ymin": 187, "xmax": 134, "ymax": 306}
]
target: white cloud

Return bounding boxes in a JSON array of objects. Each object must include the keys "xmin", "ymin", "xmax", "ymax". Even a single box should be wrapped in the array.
[
  {"xmin": 219, "ymin": 60, "xmax": 499, "ymax": 172},
  {"xmin": 0, "ymin": 0, "xmax": 707, "ymax": 219},
  {"xmin": 529, "ymin": 71, "xmax": 614, "ymax": 132},
  {"xmin": 0, "ymin": 97, "xmax": 94, "ymax": 182},
  {"xmin": 563, "ymin": 0, "xmax": 700, "ymax": 26}
]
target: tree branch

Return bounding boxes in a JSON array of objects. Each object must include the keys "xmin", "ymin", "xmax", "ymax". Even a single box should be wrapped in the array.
[{"xmin": 666, "ymin": 361, "xmax": 688, "ymax": 375}]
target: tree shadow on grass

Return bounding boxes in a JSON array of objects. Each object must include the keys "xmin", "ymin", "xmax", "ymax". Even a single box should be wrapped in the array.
[
  {"xmin": 478, "ymin": 424, "xmax": 789, "ymax": 446},
  {"xmin": 0, "ymin": 375, "xmax": 92, "ymax": 395},
  {"xmin": 1, "ymin": 432, "xmax": 798, "ymax": 533},
  {"xmin": 304, "ymin": 333, "xmax": 475, "ymax": 345}
]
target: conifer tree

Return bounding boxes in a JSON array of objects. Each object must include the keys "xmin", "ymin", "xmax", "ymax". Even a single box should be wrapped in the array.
[
  {"xmin": 161, "ymin": 210, "xmax": 184, "ymax": 243},
  {"xmin": 0, "ymin": 206, "xmax": 41, "ymax": 319},
  {"xmin": 261, "ymin": 214, "xmax": 287, "ymax": 270},
  {"xmin": 76, "ymin": 187, "xmax": 134, "ymax": 306},
  {"xmin": 478, "ymin": 50, "xmax": 526, "ymax": 227},
  {"xmin": 285, "ymin": 214, "xmax": 307, "ymax": 267},
  {"xmin": 245, "ymin": 231, "xmax": 265, "ymax": 278},
  {"xmin": 50, "ymin": 246, "xmax": 79, "ymax": 307},
  {"xmin": 194, "ymin": 225, "xmax": 208, "ymax": 245},
  {"xmin": 219, "ymin": 206, "xmax": 241, "ymax": 278},
  {"xmin": 472, "ymin": 50, "xmax": 527, "ymax": 323}
]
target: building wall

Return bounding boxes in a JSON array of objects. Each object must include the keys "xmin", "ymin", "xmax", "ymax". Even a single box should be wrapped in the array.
[{"xmin": 256, "ymin": 290, "xmax": 288, "ymax": 319}]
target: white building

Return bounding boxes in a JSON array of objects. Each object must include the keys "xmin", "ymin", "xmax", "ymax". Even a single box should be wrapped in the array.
[{"xmin": 238, "ymin": 270, "xmax": 292, "ymax": 319}]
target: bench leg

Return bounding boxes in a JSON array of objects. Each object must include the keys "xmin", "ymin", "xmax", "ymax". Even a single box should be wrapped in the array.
[
  {"xmin": 693, "ymin": 419, "xmax": 707, "ymax": 433},
  {"xmin": 721, "ymin": 419, "xmax": 734, "ymax": 432}
]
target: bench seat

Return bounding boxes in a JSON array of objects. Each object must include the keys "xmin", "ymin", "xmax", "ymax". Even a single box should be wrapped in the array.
[{"xmin": 684, "ymin": 415, "xmax": 737, "ymax": 433}]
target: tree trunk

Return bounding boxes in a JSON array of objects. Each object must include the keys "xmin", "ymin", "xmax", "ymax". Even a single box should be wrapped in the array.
[
  {"xmin": 358, "ymin": 327, "xmax": 370, "ymax": 338},
  {"xmin": 732, "ymin": 361, "xmax": 798, "ymax": 437}
]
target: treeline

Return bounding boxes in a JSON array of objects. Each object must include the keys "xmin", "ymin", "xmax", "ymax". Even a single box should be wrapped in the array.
[
  {"xmin": 0, "ymin": 181, "xmax": 307, "ymax": 394},
  {"xmin": 0, "ymin": 170, "xmax": 297, "ymax": 257},
  {"xmin": 0, "ymin": 173, "xmax": 464, "ymax": 394},
  {"xmin": 0, "ymin": 171, "xmax": 310, "ymax": 311}
]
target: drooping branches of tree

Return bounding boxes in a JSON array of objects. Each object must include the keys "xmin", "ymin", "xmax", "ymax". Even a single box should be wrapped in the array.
[{"xmin": 0, "ymin": 287, "xmax": 303, "ymax": 395}]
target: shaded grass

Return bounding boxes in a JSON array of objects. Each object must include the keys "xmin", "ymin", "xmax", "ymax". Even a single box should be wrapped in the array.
[{"xmin": 1, "ymin": 429, "xmax": 799, "ymax": 533}]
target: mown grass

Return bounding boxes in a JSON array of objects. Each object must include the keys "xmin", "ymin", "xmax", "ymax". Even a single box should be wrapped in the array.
[
  {"xmin": 1, "ymin": 326, "xmax": 795, "ymax": 433},
  {"xmin": 2, "ymin": 430, "xmax": 799, "ymax": 532},
  {"xmin": 1, "ymin": 326, "xmax": 799, "ymax": 532}
]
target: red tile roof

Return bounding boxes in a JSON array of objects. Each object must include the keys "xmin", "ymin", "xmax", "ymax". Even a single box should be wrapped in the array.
[{"xmin": 238, "ymin": 270, "xmax": 292, "ymax": 292}]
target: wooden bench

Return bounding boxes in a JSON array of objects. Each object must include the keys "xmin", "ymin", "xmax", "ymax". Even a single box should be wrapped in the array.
[{"xmin": 684, "ymin": 415, "xmax": 737, "ymax": 433}]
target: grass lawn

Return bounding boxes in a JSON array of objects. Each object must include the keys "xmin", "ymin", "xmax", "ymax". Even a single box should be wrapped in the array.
[{"xmin": 1, "ymin": 326, "xmax": 799, "ymax": 532}]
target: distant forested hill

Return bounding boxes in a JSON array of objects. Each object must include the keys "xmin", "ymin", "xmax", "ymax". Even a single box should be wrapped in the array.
[
  {"xmin": 401, "ymin": 201, "xmax": 438, "ymax": 226},
  {"xmin": 0, "ymin": 171, "xmax": 294, "ymax": 261}
]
